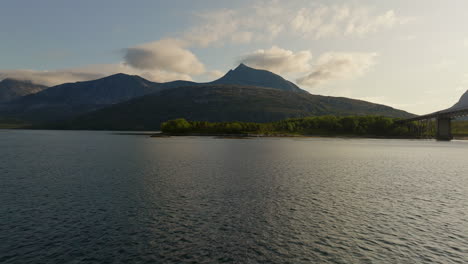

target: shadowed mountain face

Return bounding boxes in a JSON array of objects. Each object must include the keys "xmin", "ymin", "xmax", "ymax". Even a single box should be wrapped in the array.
[
  {"xmin": 0, "ymin": 65, "xmax": 308, "ymax": 122},
  {"xmin": 15, "ymin": 73, "xmax": 158, "ymax": 105},
  {"xmin": 57, "ymin": 85, "xmax": 414, "ymax": 130},
  {"xmin": 0, "ymin": 79, "xmax": 47, "ymax": 103},
  {"xmin": 0, "ymin": 73, "xmax": 164, "ymax": 122},
  {"xmin": 211, "ymin": 64, "xmax": 305, "ymax": 92}
]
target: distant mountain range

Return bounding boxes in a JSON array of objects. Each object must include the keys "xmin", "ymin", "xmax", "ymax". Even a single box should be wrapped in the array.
[
  {"xmin": 0, "ymin": 78, "xmax": 47, "ymax": 103},
  {"xmin": 0, "ymin": 64, "xmax": 415, "ymax": 129}
]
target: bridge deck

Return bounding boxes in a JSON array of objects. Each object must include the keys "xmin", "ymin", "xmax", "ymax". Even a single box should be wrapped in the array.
[{"xmin": 401, "ymin": 107, "xmax": 468, "ymax": 122}]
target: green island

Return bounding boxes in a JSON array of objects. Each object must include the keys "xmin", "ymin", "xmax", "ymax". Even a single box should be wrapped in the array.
[{"xmin": 157, "ymin": 116, "xmax": 468, "ymax": 139}]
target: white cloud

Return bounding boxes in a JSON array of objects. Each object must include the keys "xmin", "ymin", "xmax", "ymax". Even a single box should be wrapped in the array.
[
  {"xmin": 182, "ymin": 3, "xmax": 286, "ymax": 47},
  {"xmin": 297, "ymin": 52, "xmax": 378, "ymax": 87},
  {"xmin": 291, "ymin": 5, "xmax": 410, "ymax": 39},
  {"xmin": 123, "ymin": 38, "xmax": 205, "ymax": 75},
  {"xmin": 240, "ymin": 46, "xmax": 312, "ymax": 74},
  {"xmin": 180, "ymin": 3, "xmax": 410, "ymax": 48},
  {"xmin": 184, "ymin": 9, "xmax": 240, "ymax": 47}
]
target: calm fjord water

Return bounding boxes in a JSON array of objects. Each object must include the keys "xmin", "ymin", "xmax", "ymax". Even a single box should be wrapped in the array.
[{"xmin": 1, "ymin": 130, "xmax": 467, "ymax": 263}]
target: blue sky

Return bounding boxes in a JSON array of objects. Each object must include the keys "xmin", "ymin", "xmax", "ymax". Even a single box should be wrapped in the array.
[{"xmin": 1, "ymin": 0, "xmax": 468, "ymax": 114}]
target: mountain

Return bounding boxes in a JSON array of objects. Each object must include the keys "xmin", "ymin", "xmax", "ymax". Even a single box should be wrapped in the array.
[
  {"xmin": 447, "ymin": 90, "xmax": 468, "ymax": 111},
  {"xmin": 1, "ymin": 64, "xmax": 414, "ymax": 127},
  {"xmin": 56, "ymin": 85, "xmax": 414, "ymax": 130},
  {"xmin": 211, "ymin": 63, "xmax": 305, "ymax": 92},
  {"xmin": 0, "ymin": 73, "xmax": 162, "ymax": 122},
  {"xmin": 0, "ymin": 65, "xmax": 305, "ymax": 122},
  {"xmin": 0, "ymin": 78, "xmax": 47, "ymax": 103}
]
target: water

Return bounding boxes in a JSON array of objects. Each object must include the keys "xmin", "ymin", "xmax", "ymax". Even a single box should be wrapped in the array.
[{"xmin": 1, "ymin": 130, "xmax": 467, "ymax": 263}]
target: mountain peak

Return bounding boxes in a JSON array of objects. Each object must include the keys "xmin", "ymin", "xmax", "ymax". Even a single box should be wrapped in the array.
[
  {"xmin": 102, "ymin": 73, "xmax": 136, "ymax": 80},
  {"xmin": 235, "ymin": 63, "xmax": 249, "ymax": 70},
  {"xmin": 211, "ymin": 64, "xmax": 306, "ymax": 93},
  {"xmin": 88, "ymin": 73, "xmax": 155, "ymax": 86}
]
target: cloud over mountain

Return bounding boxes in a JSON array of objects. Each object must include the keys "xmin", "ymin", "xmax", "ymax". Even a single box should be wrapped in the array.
[
  {"xmin": 0, "ymin": 69, "xmax": 103, "ymax": 86},
  {"xmin": 297, "ymin": 52, "xmax": 378, "ymax": 87},
  {"xmin": 123, "ymin": 38, "xmax": 205, "ymax": 75},
  {"xmin": 0, "ymin": 2, "xmax": 402, "ymax": 87},
  {"xmin": 240, "ymin": 46, "xmax": 312, "ymax": 74}
]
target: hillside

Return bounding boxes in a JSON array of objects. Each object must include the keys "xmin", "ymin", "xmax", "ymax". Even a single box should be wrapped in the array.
[
  {"xmin": 0, "ymin": 78, "xmax": 47, "ymax": 103},
  {"xmin": 56, "ymin": 85, "xmax": 414, "ymax": 130}
]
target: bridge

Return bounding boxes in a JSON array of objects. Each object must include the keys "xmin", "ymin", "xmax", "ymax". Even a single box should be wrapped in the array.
[{"xmin": 399, "ymin": 107, "xmax": 468, "ymax": 140}]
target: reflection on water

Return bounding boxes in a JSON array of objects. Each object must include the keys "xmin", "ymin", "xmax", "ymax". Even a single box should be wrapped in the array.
[{"xmin": 1, "ymin": 130, "xmax": 467, "ymax": 263}]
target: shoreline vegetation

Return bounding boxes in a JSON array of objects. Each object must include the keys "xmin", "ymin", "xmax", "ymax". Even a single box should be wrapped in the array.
[
  {"xmin": 0, "ymin": 115, "xmax": 467, "ymax": 139},
  {"xmin": 155, "ymin": 116, "xmax": 468, "ymax": 139}
]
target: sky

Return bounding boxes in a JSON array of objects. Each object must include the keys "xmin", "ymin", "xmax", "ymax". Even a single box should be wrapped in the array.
[{"xmin": 1, "ymin": 0, "xmax": 468, "ymax": 114}]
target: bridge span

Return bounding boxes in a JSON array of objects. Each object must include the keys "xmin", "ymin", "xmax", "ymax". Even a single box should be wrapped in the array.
[{"xmin": 400, "ymin": 107, "xmax": 468, "ymax": 140}]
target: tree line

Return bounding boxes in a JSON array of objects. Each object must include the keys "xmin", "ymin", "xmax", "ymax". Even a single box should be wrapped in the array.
[{"xmin": 160, "ymin": 116, "xmax": 433, "ymax": 137}]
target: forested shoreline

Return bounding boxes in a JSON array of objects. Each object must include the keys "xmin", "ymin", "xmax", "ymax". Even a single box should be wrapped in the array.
[{"xmin": 159, "ymin": 116, "xmax": 440, "ymax": 138}]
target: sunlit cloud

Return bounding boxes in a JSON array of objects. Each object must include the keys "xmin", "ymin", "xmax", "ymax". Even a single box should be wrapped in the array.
[
  {"xmin": 292, "ymin": 5, "xmax": 410, "ymax": 39},
  {"xmin": 0, "ymin": 2, "xmax": 408, "ymax": 87},
  {"xmin": 297, "ymin": 52, "xmax": 378, "ymax": 87},
  {"xmin": 240, "ymin": 46, "xmax": 312, "ymax": 74},
  {"xmin": 182, "ymin": 2, "xmax": 409, "ymax": 47},
  {"xmin": 123, "ymin": 38, "xmax": 205, "ymax": 75}
]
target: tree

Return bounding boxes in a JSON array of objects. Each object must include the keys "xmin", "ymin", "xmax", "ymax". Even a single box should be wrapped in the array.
[{"xmin": 161, "ymin": 118, "xmax": 192, "ymax": 133}]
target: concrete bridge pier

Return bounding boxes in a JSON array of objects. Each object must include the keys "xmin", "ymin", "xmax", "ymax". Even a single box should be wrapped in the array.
[{"xmin": 436, "ymin": 117, "xmax": 453, "ymax": 140}]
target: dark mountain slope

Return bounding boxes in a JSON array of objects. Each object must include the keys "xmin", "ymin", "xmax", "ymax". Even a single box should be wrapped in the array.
[
  {"xmin": 58, "ymin": 85, "xmax": 414, "ymax": 130},
  {"xmin": 0, "ymin": 65, "xmax": 306, "ymax": 122},
  {"xmin": 211, "ymin": 64, "xmax": 306, "ymax": 92},
  {"xmin": 0, "ymin": 73, "xmax": 162, "ymax": 122},
  {"xmin": 0, "ymin": 78, "xmax": 47, "ymax": 103}
]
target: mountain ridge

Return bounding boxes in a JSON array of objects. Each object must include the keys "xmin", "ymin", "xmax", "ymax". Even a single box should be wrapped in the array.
[
  {"xmin": 0, "ymin": 78, "xmax": 47, "ymax": 103},
  {"xmin": 1, "ymin": 64, "xmax": 414, "ymax": 126},
  {"xmin": 54, "ymin": 84, "xmax": 414, "ymax": 130},
  {"xmin": 0, "ymin": 64, "xmax": 308, "ymax": 122}
]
